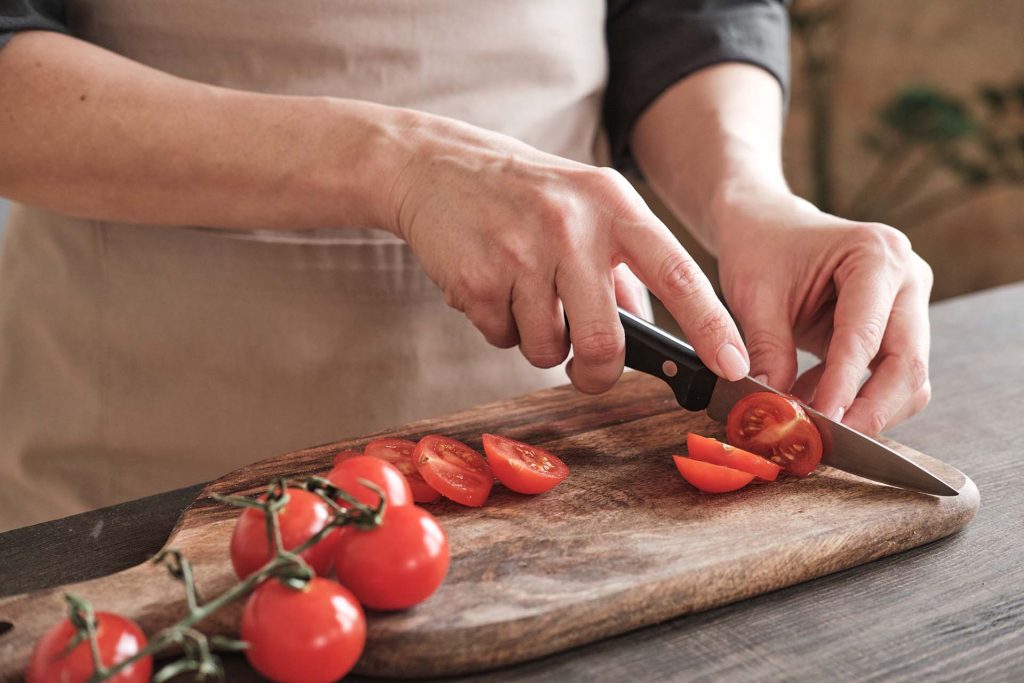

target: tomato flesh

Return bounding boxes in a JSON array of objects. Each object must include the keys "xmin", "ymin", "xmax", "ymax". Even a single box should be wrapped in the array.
[
  {"xmin": 413, "ymin": 436, "xmax": 493, "ymax": 507},
  {"xmin": 327, "ymin": 455, "xmax": 413, "ymax": 509},
  {"xmin": 482, "ymin": 433, "xmax": 569, "ymax": 494},
  {"xmin": 364, "ymin": 438, "xmax": 442, "ymax": 503},
  {"xmin": 229, "ymin": 488, "xmax": 339, "ymax": 580},
  {"xmin": 726, "ymin": 392, "xmax": 823, "ymax": 476},
  {"xmin": 333, "ymin": 504, "xmax": 450, "ymax": 611},
  {"xmin": 241, "ymin": 578, "xmax": 365, "ymax": 683},
  {"xmin": 686, "ymin": 433, "xmax": 781, "ymax": 481},
  {"xmin": 27, "ymin": 612, "xmax": 152, "ymax": 683},
  {"xmin": 673, "ymin": 455, "xmax": 755, "ymax": 493}
]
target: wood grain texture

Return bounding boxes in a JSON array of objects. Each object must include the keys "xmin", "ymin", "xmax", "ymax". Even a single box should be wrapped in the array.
[{"xmin": 0, "ymin": 371, "xmax": 978, "ymax": 680}]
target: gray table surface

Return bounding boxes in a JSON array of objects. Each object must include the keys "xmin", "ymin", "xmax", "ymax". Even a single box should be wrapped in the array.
[{"xmin": 2, "ymin": 282, "xmax": 1023, "ymax": 682}]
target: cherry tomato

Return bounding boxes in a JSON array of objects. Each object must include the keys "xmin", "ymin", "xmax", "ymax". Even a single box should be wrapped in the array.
[
  {"xmin": 27, "ymin": 612, "xmax": 152, "ymax": 683},
  {"xmin": 673, "ymin": 455, "xmax": 755, "ymax": 493},
  {"xmin": 364, "ymin": 438, "xmax": 442, "ymax": 503},
  {"xmin": 327, "ymin": 455, "xmax": 413, "ymax": 509},
  {"xmin": 726, "ymin": 392, "xmax": 824, "ymax": 476},
  {"xmin": 331, "ymin": 450, "xmax": 362, "ymax": 467},
  {"xmin": 414, "ymin": 436, "xmax": 493, "ymax": 507},
  {"xmin": 686, "ymin": 433, "xmax": 781, "ymax": 481},
  {"xmin": 333, "ymin": 504, "xmax": 449, "ymax": 611},
  {"xmin": 241, "ymin": 578, "xmax": 365, "ymax": 683},
  {"xmin": 229, "ymin": 488, "xmax": 339, "ymax": 580},
  {"xmin": 482, "ymin": 433, "xmax": 569, "ymax": 494}
]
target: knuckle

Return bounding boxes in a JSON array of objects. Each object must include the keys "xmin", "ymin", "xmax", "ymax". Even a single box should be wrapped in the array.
[
  {"xmin": 572, "ymin": 327, "xmax": 624, "ymax": 366},
  {"xmin": 692, "ymin": 310, "xmax": 732, "ymax": 344},
  {"xmin": 916, "ymin": 257, "xmax": 935, "ymax": 291},
  {"xmin": 914, "ymin": 380, "xmax": 933, "ymax": 412},
  {"xmin": 868, "ymin": 409, "xmax": 889, "ymax": 435},
  {"xmin": 905, "ymin": 353, "xmax": 930, "ymax": 390},
  {"xmin": 845, "ymin": 316, "xmax": 887, "ymax": 360},
  {"xmin": 854, "ymin": 223, "xmax": 911, "ymax": 263},
  {"xmin": 658, "ymin": 252, "xmax": 705, "ymax": 301},
  {"xmin": 523, "ymin": 340, "xmax": 569, "ymax": 369},
  {"xmin": 744, "ymin": 328, "xmax": 788, "ymax": 360}
]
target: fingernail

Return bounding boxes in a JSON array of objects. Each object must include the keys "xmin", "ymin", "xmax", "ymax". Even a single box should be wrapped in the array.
[
  {"xmin": 753, "ymin": 374, "xmax": 769, "ymax": 386},
  {"xmin": 717, "ymin": 343, "xmax": 749, "ymax": 381},
  {"xmin": 831, "ymin": 406, "xmax": 846, "ymax": 422}
]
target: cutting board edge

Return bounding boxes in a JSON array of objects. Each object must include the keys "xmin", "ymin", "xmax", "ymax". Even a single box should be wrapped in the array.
[{"xmin": 355, "ymin": 468, "xmax": 980, "ymax": 679}]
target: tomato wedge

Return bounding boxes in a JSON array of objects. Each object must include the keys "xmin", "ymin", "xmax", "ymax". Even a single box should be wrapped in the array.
[
  {"xmin": 686, "ymin": 433, "xmax": 781, "ymax": 481},
  {"xmin": 673, "ymin": 456, "xmax": 755, "ymax": 493},
  {"xmin": 364, "ymin": 438, "xmax": 442, "ymax": 503},
  {"xmin": 726, "ymin": 392, "xmax": 823, "ymax": 476},
  {"xmin": 413, "ymin": 436, "xmax": 493, "ymax": 507},
  {"xmin": 482, "ymin": 434, "xmax": 569, "ymax": 494}
]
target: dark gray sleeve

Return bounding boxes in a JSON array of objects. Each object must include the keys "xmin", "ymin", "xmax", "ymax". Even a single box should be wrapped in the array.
[
  {"xmin": 605, "ymin": 0, "xmax": 790, "ymax": 173},
  {"xmin": 0, "ymin": 0, "xmax": 68, "ymax": 50}
]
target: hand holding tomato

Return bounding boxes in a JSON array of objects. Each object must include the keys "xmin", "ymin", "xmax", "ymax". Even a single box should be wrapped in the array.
[{"xmin": 713, "ymin": 190, "xmax": 933, "ymax": 435}]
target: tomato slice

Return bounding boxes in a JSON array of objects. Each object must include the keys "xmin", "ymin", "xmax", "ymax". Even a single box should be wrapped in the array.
[
  {"xmin": 364, "ymin": 438, "xmax": 442, "ymax": 503},
  {"xmin": 726, "ymin": 392, "xmax": 823, "ymax": 476},
  {"xmin": 413, "ymin": 436, "xmax": 493, "ymax": 507},
  {"xmin": 481, "ymin": 434, "xmax": 569, "ymax": 494},
  {"xmin": 673, "ymin": 456, "xmax": 755, "ymax": 493},
  {"xmin": 686, "ymin": 433, "xmax": 781, "ymax": 481}
]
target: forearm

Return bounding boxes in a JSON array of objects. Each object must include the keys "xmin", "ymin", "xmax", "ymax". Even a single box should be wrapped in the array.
[
  {"xmin": 0, "ymin": 31, "xmax": 409, "ymax": 231},
  {"xmin": 630, "ymin": 63, "xmax": 789, "ymax": 254}
]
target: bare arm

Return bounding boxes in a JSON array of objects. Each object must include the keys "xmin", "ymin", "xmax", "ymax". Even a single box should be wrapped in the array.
[
  {"xmin": 0, "ymin": 31, "xmax": 404, "ymax": 230},
  {"xmin": 632, "ymin": 63, "xmax": 934, "ymax": 435}
]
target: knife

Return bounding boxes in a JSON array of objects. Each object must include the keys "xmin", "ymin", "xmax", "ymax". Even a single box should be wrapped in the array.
[{"xmin": 616, "ymin": 308, "xmax": 957, "ymax": 496}]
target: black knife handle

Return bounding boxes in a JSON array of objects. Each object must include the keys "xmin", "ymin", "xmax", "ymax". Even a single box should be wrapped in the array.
[{"xmin": 618, "ymin": 308, "xmax": 718, "ymax": 411}]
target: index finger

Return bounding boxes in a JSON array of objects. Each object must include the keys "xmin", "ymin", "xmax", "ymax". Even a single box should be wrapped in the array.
[
  {"xmin": 812, "ymin": 268, "xmax": 901, "ymax": 420},
  {"xmin": 617, "ymin": 220, "xmax": 749, "ymax": 381}
]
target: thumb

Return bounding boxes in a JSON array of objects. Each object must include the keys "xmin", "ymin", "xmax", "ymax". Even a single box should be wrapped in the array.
[{"xmin": 737, "ymin": 307, "xmax": 798, "ymax": 392}]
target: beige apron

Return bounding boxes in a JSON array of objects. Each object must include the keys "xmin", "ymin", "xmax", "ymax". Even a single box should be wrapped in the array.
[{"xmin": 0, "ymin": 0, "xmax": 609, "ymax": 530}]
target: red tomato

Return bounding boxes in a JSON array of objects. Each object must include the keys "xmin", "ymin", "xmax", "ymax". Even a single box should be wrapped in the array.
[
  {"xmin": 726, "ymin": 392, "xmax": 824, "ymax": 476},
  {"xmin": 673, "ymin": 456, "xmax": 755, "ymax": 493},
  {"xmin": 229, "ymin": 488, "xmax": 339, "ymax": 580},
  {"xmin": 327, "ymin": 455, "xmax": 413, "ymax": 509},
  {"xmin": 333, "ymin": 505, "xmax": 449, "ymax": 611},
  {"xmin": 27, "ymin": 612, "xmax": 152, "ymax": 683},
  {"xmin": 241, "ymin": 578, "xmax": 365, "ymax": 683},
  {"xmin": 331, "ymin": 450, "xmax": 362, "ymax": 467},
  {"xmin": 481, "ymin": 433, "xmax": 569, "ymax": 494},
  {"xmin": 686, "ymin": 433, "xmax": 781, "ymax": 481},
  {"xmin": 364, "ymin": 438, "xmax": 442, "ymax": 503},
  {"xmin": 413, "ymin": 436, "xmax": 493, "ymax": 507}
]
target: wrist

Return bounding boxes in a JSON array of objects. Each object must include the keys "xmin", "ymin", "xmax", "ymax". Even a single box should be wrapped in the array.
[{"xmin": 705, "ymin": 177, "xmax": 807, "ymax": 252}]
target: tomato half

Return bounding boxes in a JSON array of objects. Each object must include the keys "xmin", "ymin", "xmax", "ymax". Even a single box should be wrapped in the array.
[
  {"xmin": 333, "ymin": 504, "xmax": 450, "ymax": 611},
  {"xmin": 327, "ymin": 455, "xmax": 413, "ymax": 509},
  {"xmin": 686, "ymin": 433, "xmax": 781, "ymax": 481},
  {"xmin": 27, "ymin": 612, "xmax": 152, "ymax": 683},
  {"xmin": 726, "ymin": 392, "xmax": 824, "ymax": 476},
  {"xmin": 229, "ymin": 488, "xmax": 339, "ymax": 580},
  {"xmin": 673, "ymin": 456, "xmax": 755, "ymax": 493},
  {"xmin": 241, "ymin": 578, "xmax": 365, "ymax": 683},
  {"xmin": 364, "ymin": 438, "xmax": 442, "ymax": 503},
  {"xmin": 482, "ymin": 434, "xmax": 569, "ymax": 494},
  {"xmin": 413, "ymin": 436, "xmax": 493, "ymax": 507}
]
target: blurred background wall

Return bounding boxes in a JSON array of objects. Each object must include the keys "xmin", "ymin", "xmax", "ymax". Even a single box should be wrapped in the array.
[{"xmin": 651, "ymin": 0, "xmax": 1024, "ymax": 311}]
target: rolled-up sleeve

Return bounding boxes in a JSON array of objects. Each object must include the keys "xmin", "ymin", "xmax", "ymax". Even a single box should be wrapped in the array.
[
  {"xmin": 0, "ymin": 0, "xmax": 68, "ymax": 50},
  {"xmin": 605, "ymin": 0, "xmax": 790, "ymax": 172}
]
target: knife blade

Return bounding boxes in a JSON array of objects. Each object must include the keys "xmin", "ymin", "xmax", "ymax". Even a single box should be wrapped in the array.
[{"xmin": 617, "ymin": 308, "xmax": 957, "ymax": 496}]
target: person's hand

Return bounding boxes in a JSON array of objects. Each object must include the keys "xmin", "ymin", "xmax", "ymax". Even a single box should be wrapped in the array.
[
  {"xmin": 713, "ymin": 189, "xmax": 933, "ymax": 435},
  {"xmin": 384, "ymin": 112, "xmax": 750, "ymax": 393}
]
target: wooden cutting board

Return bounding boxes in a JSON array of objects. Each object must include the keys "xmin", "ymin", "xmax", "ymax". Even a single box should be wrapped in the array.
[{"xmin": 0, "ymin": 373, "xmax": 979, "ymax": 680}]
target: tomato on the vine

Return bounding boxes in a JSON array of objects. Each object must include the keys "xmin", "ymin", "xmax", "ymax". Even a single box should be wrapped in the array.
[
  {"xmin": 413, "ymin": 435, "xmax": 492, "ymax": 507},
  {"xmin": 333, "ymin": 504, "xmax": 449, "ymax": 611},
  {"xmin": 241, "ymin": 578, "xmax": 365, "ymax": 683},
  {"xmin": 364, "ymin": 438, "xmax": 442, "ymax": 503},
  {"xmin": 482, "ymin": 433, "xmax": 569, "ymax": 494},
  {"xmin": 327, "ymin": 455, "xmax": 413, "ymax": 509},
  {"xmin": 331, "ymin": 450, "xmax": 362, "ymax": 467},
  {"xmin": 26, "ymin": 612, "xmax": 152, "ymax": 683},
  {"xmin": 686, "ymin": 433, "xmax": 781, "ymax": 481},
  {"xmin": 229, "ymin": 488, "xmax": 338, "ymax": 580},
  {"xmin": 673, "ymin": 455, "xmax": 755, "ymax": 493},
  {"xmin": 726, "ymin": 392, "xmax": 824, "ymax": 476}
]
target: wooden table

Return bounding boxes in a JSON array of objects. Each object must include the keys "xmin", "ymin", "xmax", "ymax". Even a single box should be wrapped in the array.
[{"xmin": 2, "ymin": 282, "xmax": 1023, "ymax": 681}]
